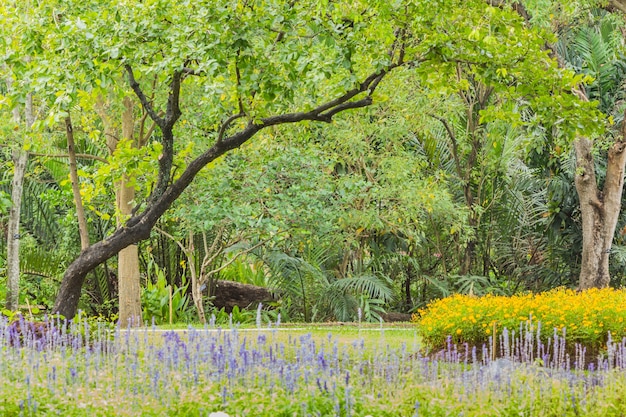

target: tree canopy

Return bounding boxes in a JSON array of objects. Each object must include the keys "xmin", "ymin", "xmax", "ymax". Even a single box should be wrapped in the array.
[{"xmin": 1, "ymin": 0, "xmax": 624, "ymax": 321}]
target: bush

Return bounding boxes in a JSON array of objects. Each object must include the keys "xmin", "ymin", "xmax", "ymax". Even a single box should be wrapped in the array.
[{"xmin": 416, "ymin": 287, "xmax": 626, "ymax": 352}]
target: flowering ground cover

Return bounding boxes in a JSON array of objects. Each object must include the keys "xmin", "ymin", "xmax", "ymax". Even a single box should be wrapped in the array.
[
  {"xmin": 417, "ymin": 287, "xmax": 626, "ymax": 352},
  {"xmin": 2, "ymin": 316, "xmax": 626, "ymax": 416}
]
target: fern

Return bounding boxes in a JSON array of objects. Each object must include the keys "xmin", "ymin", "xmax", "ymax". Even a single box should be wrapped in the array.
[
  {"xmin": 20, "ymin": 247, "xmax": 65, "ymax": 280},
  {"xmin": 326, "ymin": 274, "xmax": 393, "ymax": 303}
]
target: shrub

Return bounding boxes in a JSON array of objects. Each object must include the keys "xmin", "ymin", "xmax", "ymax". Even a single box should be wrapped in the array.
[{"xmin": 416, "ymin": 287, "xmax": 626, "ymax": 352}]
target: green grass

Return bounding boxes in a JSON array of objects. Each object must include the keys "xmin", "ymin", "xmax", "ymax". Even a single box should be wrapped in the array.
[{"xmin": 3, "ymin": 320, "xmax": 626, "ymax": 416}]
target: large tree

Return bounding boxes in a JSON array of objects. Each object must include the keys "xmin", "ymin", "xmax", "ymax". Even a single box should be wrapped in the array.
[
  {"xmin": 517, "ymin": 0, "xmax": 626, "ymax": 289},
  {"xmin": 27, "ymin": 0, "xmax": 419, "ymax": 318},
  {"xmin": 568, "ymin": 10, "xmax": 626, "ymax": 289},
  {"xmin": 2, "ymin": 0, "xmax": 603, "ymax": 318}
]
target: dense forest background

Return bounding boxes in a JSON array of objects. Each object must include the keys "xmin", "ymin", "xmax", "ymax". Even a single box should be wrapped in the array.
[{"xmin": 2, "ymin": 0, "xmax": 626, "ymax": 324}]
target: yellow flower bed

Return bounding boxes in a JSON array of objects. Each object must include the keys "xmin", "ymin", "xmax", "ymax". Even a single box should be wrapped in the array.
[{"xmin": 415, "ymin": 288, "xmax": 626, "ymax": 351}]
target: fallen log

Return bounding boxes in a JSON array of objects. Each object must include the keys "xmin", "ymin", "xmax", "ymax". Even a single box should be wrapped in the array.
[{"xmin": 211, "ymin": 280, "xmax": 275, "ymax": 313}]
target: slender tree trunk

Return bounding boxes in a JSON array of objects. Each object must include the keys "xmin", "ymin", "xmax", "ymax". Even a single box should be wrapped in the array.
[
  {"xmin": 574, "ymin": 134, "xmax": 626, "ymax": 289},
  {"xmin": 117, "ymin": 178, "xmax": 142, "ymax": 326},
  {"xmin": 188, "ymin": 231, "xmax": 207, "ymax": 324},
  {"xmin": 6, "ymin": 149, "xmax": 27, "ymax": 311},
  {"xmin": 117, "ymin": 97, "xmax": 143, "ymax": 327},
  {"xmin": 65, "ymin": 115, "xmax": 90, "ymax": 250},
  {"xmin": 6, "ymin": 92, "xmax": 33, "ymax": 312}
]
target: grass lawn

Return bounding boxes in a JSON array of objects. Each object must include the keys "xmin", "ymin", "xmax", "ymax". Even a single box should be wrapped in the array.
[{"xmin": 2, "ymin": 318, "xmax": 626, "ymax": 416}]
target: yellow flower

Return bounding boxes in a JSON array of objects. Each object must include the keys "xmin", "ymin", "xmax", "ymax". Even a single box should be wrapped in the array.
[{"xmin": 456, "ymin": 329, "xmax": 462, "ymax": 335}]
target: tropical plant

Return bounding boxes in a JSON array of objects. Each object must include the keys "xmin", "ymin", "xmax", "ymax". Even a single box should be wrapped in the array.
[
  {"xmin": 141, "ymin": 261, "xmax": 192, "ymax": 325},
  {"xmin": 260, "ymin": 243, "xmax": 394, "ymax": 323}
]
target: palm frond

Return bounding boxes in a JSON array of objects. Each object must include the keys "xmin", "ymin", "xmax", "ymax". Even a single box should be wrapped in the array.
[
  {"xmin": 570, "ymin": 22, "xmax": 624, "ymax": 111},
  {"xmin": 20, "ymin": 247, "xmax": 65, "ymax": 279},
  {"xmin": 326, "ymin": 274, "xmax": 394, "ymax": 303}
]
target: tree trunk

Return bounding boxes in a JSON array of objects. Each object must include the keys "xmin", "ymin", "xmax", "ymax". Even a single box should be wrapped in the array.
[
  {"xmin": 117, "ymin": 178, "xmax": 142, "ymax": 326},
  {"xmin": 65, "ymin": 115, "xmax": 90, "ymax": 250},
  {"xmin": 52, "ymin": 141, "xmax": 234, "ymax": 319},
  {"xmin": 574, "ymin": 136, "xmax": 626, "ymax": 289},
  {"xmin": 5, "ymin": 91, "xmax": 33, "ymax": 312},
  {"xmin": 6, "ymin": 148, "xmax": 28, "ymax": 311},
  {"xmin": 117, "ymin": 97, "xmax": 143, "ymax": 327},
  {"xmin": 188, "ymin": 231, "xmax": 207, "ymax": 324},
  {"xmin": 211, "ymin": 280, "xmax": 274, "ymax": 313}
]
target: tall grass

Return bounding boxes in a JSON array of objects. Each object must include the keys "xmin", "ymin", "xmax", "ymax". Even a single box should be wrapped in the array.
[{"xmin": 2, "ymin": 316, "xmax": 626, "ymax": 416}]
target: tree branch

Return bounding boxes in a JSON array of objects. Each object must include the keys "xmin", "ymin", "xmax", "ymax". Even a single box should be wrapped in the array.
[
  {"xmin": 154, "ymin": 226, "xmax": 188, "ymax": 254},
  {"xmin": 427, "ymin": 113, "xmax": 464, "ymax": 180},
  {"xmin": 125, "ymin": 64, "xmax": 164, "ymax": 127},
  {"xmin": 608, "ymin": 0, "xmax": 626, "ymax": 14},
  {"xmin": 217, "ymin": 113, "xmax": 246, "ymax": 144},
  {"xmin": 182, "ymin": 67, "xmax": 203, "ymax": 77},
  {"xmin": 256, "ymin": 63, "xmax": 409, "ymax": 129},
  {"xmin": 235, "ymin": 50, "xmax": 247, "ymax": 113},
  {"xmin": 165, "ymin": 71, "xmax": 183, "ymax": 127},
  {"xmin": 29, "ymin": 152, "xmax": 108, "ymax": 163},
  {"xmin": 200, "ymin": 238, "xmax": 272, "ymax": 283}
]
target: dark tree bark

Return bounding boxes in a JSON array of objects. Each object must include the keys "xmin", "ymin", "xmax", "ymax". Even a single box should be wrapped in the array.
[{"xmin": 52, "ymin": 64, "xmax": 400, "ymax": 319}]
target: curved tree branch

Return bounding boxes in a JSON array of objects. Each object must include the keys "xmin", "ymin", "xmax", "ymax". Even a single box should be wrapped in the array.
[
  {"xmin": 217, "ymin": 113, "xmax": 246, "ymax": 144},
  {"xmin": 53, "ymin": 60, "xmax": 414, "ymax": 319},
  {"xmin": 125, "ymin": 64, "xmax": 164, "ymax": 127}
]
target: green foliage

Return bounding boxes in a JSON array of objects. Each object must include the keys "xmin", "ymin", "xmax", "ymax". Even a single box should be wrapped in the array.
[
  {"xmin": 0, "ymin": 189, "xmax": 10, "ymax": 216},
  {"xmin": 260, "ymin": 244, "xmax": 394, "ymax": 323},
  {"xmin": 205, "ymin": 305, "xmax": 259, "ymax": 326},
  {"xmin": 80, "ymin": 138, "xmax": 162, "ymax": 222},
  {"xmin": 219, "ymin": 258, "xmax": 268, "ymax": 287},
  {"xmin": 70, "ymin": 309, "xmax": 117, "ymax": 340},
  {"xmin": 2, "ymin": 0, "xmax": 625, "ymax": 324},
  {"xmin": 141, "ymin": 262, "xmax": 192, "ymax": 325},
  {"xmin": 17, "ymin": 240, "xmax": 65, "ymax": 310}
]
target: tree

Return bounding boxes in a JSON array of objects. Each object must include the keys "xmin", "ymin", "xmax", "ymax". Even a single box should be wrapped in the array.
[
  {"xmin": 390, "ymin": 1, "xmax": 604, "ymax": 291},
  {"xmin": 565, "ymin": 13, "xmax": 626, "ymax": 289},
  {"xmin": 1, "ymin": 2, "xmax": 37, "ymax": 312},
  {"xmin": 3, "ymin": 0, "xmax": 605, "ymax": 319},
  {"xmin": 29, "ymin": 0, "xmax": 417, "ymax": 319},
  {"xmin": 2, "ymin": 78, "xmax": 34, "ymax": 311},
  {"xmin": 519, "ymin": 1, "xmax": 626, "ymax": 289}
]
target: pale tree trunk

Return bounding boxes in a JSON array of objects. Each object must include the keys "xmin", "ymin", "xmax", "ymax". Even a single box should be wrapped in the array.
[
  {"xmin": 187, "ymin": 231, "xmax": 206, "ymax": 324},
  {"xmin": 155, "ymin": 228, "xmax": 207, "ymax": 324},
  {"xmin": 574, "ymin": 132, "xmax": 626, "ymax": 289},
  {"xmin": 96, "ymin": 95, "xmax": 145, "ymax": 326},
  {"xmin": 65, "ymin": 115, "xmax": 90, "ymax": 250},
  {"xmin": 117, "ymin": 97, "xmax": 142, "ymax": 327},
  {"xmin": 6, "ymin": 149, "xmax": 27, "ymax": 311},
  {"xmin": 498, "ymin": 0, "xmax": 626, "ymax": 289},
  {"xmin": 6, "ymin": 92, "xmax": 33, "ymax": 311}
]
